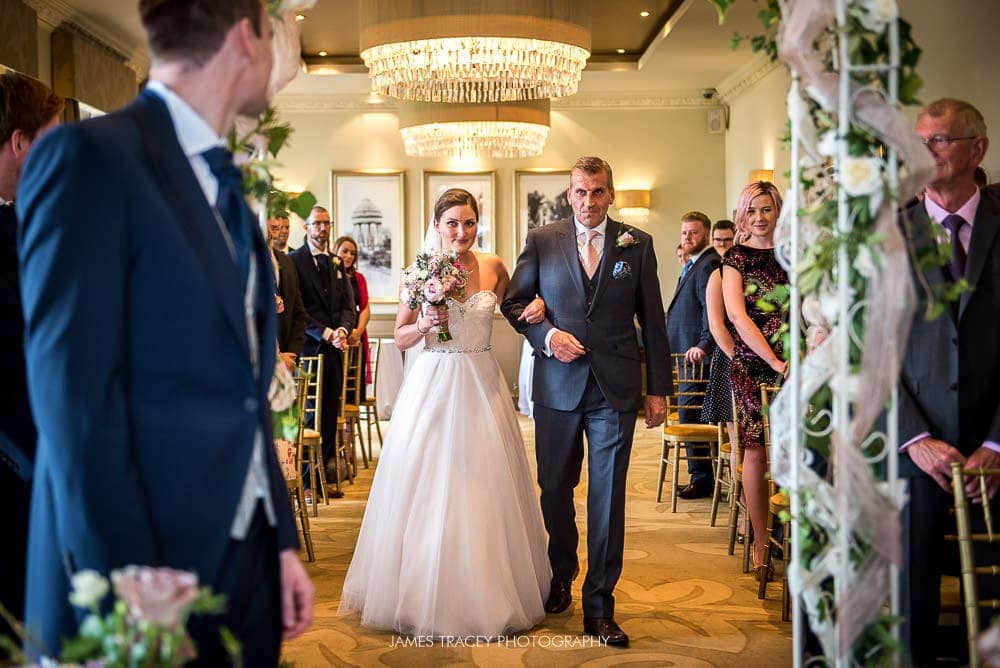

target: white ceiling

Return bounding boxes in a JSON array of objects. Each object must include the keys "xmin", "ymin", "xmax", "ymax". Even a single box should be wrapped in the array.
[{"xmin": 43, "ymin": 0, "xmax": 766, "ymax": 96}]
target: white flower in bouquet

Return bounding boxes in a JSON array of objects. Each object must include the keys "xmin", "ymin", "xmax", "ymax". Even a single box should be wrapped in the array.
[
  {"xmin": 68, "ymin": 570, "xmax": 109, "ymax": 609},
  {"xmin": 856, "ymin": 0, "xmax": 897, "ymax": 33}
]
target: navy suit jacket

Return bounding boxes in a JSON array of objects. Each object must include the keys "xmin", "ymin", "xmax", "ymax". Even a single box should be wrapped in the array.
[
  {"xmin": 667, "ymin": 246, "xmax": 720, "ymax": 356},
  {"xmin": 16, "ymin": 90, "xmax": 296, "ymax": 652},
  {"xmin": 502, "ymin": 218, "xmax": 672, "ymax": 412},
  {"xmin": 898, "ymin": 190, "xmax": 1000, "ymax": 476}
]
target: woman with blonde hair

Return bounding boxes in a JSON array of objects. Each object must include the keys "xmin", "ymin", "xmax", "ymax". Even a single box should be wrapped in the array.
[{"xmin": 722, "ymin": 181, "xmax": 788, "ymax": 578}]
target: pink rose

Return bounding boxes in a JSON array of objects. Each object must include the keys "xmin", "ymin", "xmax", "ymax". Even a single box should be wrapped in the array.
[
  {"xmin": 112, "ymin": 566, "xmax": 200, "ymax": 630},
  {"xmin": 423, "ymin": 278, "xmax": 445, "ymax": 302},
  {"xmin": 428, "ymin": 256, "xmax": 441, "ymax": 271}
]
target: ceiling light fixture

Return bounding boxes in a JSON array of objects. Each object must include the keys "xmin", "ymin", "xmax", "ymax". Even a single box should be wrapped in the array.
[
  {"xmin": 295, "ymin": 13, "xmax": 305, "ymax": 21},
  {"xmin": 640, "ymin": 10, "xmax": 650, "ymax": 18},
  {"xmin": 359, "ymin": 0, "xmax": 591, "ymax": 103},
  {"xmin": 616, "ymin": 48, "xmax": 625, "ymax": 54},
  {"xmin": 317, "ymin": 50, "xmax": 328, "ymax": 57},
  {"xmin": 397, "ymin": 99, "xmax": 550, "ymax": 158}
]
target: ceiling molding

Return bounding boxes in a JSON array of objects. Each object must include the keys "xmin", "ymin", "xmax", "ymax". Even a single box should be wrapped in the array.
[
  {"xmin": 716, "ymin": 54, "xmax": 781, "ymax": 103},
  {"xmin": 24, "ymin": 0, "xmax": 149, "ymax": 80},
  {"xmin": 275, "ymin": 90, "xmax": 722, "ymax": 113}
]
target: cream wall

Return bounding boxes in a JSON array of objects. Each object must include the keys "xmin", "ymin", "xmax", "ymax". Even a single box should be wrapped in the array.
[
  {"xmin": 724, "ymin": 0, "xmax": 1000, "ymax": 213},
  {"xmin": 272, "ymin": 102, "xmax": 727, "ymax": 384}
]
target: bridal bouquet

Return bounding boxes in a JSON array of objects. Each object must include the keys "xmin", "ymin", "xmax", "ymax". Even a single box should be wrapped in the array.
[
  {"xmin": 1, "ymin": 567, "xmax": 232, "ymax": 667},
  {"xmin": 400, "ymin": 252, "xmax": 469, "ymax": 342}
]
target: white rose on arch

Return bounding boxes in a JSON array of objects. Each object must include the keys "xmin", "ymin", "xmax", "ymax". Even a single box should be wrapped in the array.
[
  {"xmin": 855, "ymin": 0, "xmax": 898, "ymax": 33},
  {"xmin": 840, "ymin": 157, "xmax": 884, "ymax": 197}
]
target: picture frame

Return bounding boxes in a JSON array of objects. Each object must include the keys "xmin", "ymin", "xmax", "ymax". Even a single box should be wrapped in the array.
[
  {"xmin": 330, "ymin": 170, "xmax": 405, "ymax": 303},
  {"xmin": 422, "ymin": 170, "xmax": 497, "ymax": 253},
  {"xmin": 513, "ymin": 169, "xmax": 572, "ymax": 258}
]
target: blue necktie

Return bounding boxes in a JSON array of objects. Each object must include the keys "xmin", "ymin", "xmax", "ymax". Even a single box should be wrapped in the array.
[
  {"xmin": 201, "ymin": 146, "xmax": 250, "ymax": 283},
  {"xmin": 679, "ymin": 258, "xmax": 694, "ymax": 282},
  {"xmin": 941, "ymin": 214, "xmax": 967, "ymax": 281}
]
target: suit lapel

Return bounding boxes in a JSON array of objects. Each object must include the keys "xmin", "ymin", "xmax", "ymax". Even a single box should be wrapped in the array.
[
  {"xmin": 556, "ymin": 220, "xmax": 586, "ymax": 301},
  {"xmin": 131, "ymin": 91, "xmax": 249, "ymax": 357},
  {"xmin": 588, "ymin": 219, "xmax": 621, "ymax": 314},
  {"xmin": 669, "ymin": 247, "xmax": 715, "ymax": 309},
  {"xmin": 961, "ymin": 194, "xmax": 1000, "ymax": 320}
]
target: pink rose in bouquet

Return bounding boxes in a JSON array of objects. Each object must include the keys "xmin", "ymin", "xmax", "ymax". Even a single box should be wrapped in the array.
[
  {"xmin": 112, "ymin": 566, "xmax": 201, "ymax": 630},
  {"xmin": 401, "ymin": 251, "xmax": 470, "ymax": 341}
]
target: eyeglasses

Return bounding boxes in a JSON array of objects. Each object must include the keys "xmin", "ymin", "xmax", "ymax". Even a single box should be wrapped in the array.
[
  {"xmin": 713, "ymin": 237, "xmax": 735, "ymax": 244},
  {"xmin": 307, "ymin": 220, "xmax": 332, "ymax": 228},
  {"xmin": 921, "ymin": 135, "xmax": 978, "ymax": 149}
]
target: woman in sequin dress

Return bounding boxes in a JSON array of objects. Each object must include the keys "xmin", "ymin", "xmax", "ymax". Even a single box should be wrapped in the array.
[{"xmin": 721, "ymin": 181, "xmax": 789, "ymax": 577}]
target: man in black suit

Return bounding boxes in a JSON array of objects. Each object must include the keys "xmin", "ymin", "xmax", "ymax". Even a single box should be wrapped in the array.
[
  {"xmin": 898, "ymin": 98, "xmax": 1000, "ymax": 665},
  {"xmin": 666, "ymin": 211, "xmax": 720, "ymax": 499},
  {"xmin": 268, "ymin": 215, "xmax": 307, "ymax": 368},
  {"xmin": 0, "ymin": 72, "xmax": 62, "ymax": 643},
  {"xmin": 17, "ymin": 2, "xmax": 313, "ymax": 661},
  {"xmin": 289, "ymin": 205, "xmax": 356, "ymax": 481}
]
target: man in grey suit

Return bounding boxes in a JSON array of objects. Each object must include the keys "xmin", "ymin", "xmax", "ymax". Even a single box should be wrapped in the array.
[
  {"xmin": 897, "ymin": 98, "xmax": 1000, "ymax": 664},
  {"xmin": 667, "ymin": 211, "xmax": 721, "ymax": 499},
  {"xmin": 502, "ymin": 156, "xmax": 672, "ymax": 646}
]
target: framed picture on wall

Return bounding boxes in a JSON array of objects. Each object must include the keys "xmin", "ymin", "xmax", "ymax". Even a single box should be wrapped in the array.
[
  {"xmin": 331, "ymin": 170, "xmax": 405, "ymax": 303},
  {"xmin": 422, "ymin": 171, "xmax": 496, "ymax": 253},
  {"xmin": 513, "ymin": 169, "xmax": 572, "ymax": 258}
]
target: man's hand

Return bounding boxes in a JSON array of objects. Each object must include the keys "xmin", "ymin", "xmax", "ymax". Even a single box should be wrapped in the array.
[
  {"xmin": 684, "ymin": 346, "xmax": 705, "ymax": 363},
  {"xmin": 330, "ymin": 328, "xmax": 347, "ymax": 350},
  {"xmin": 279, "ymin": 549, "xmax": 314, "ymax": 640},
  {"xmin": 519, "ymin": 298, "xmax": 546, "ymax": 325},
  {"xmin": 963, "ymin": 446, "xmax": 1000, "ymax": 503},
  {"xmin": 906, "ymin": 436, "xmax": 966, "ymax": 493},
  {"xmin": 279, "ymin": 352, "xmax": 297, "ymax": 371},
  {"xmin": 549, "ymin": 330, "xmax": 585, "ymax": 363},
  {"xmin": 644, "ymin": 395, "xmax": 667, "ymax": 428},
  {"xmin": 275, "ymin": 295, "xmax": 285, "ymax": 314}
]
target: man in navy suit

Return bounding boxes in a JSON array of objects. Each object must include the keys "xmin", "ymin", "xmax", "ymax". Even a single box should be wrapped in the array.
[
  {"xmin": 897, "ymin": 98, "xmax": 1000, "ymax": 664},
  {"xmin": 666, "ymin": 211, "xmax": 720, "ymax": 499},
  {"xmin": 289, "ymin": 206, "xmax": 356, "ymax": 483},
  {"xmin": 0, "ymin": 71, "xmax": 62, "ymax": 646},
  {"xmin": 17, "ymin": 1, "xmax": 313, "ymax": 663},
  {"xmin": 502, "ymin": 156, "xmax": 671, "ymax": 646}
]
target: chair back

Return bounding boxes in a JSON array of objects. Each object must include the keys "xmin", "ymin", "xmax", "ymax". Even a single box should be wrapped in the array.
[
  {"xmin": 668, "ymin": 352, "xmax": 710, "ymax": 415},
  {"xmin": 949, "ymin": 462, "xmax": 1000, "ymax": 668},
  {"xmin": 298, "ymin": 354, "xmax": 324, "ymax": 433},
  {"xmin": 340, "ymin": 344, "xmax": 364, "ymax": 414},
  {"xmin": 368, "ymin": 338, "xmax": 382, "ymax": 393}
]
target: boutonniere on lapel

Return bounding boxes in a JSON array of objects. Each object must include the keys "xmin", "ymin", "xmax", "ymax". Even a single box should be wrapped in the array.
[
  {"xmin": 612, "ymin": 260, "xmax": 632, "ymax": 279},
  {"xmin": 332, "ymin": 255, "xmax": 344, "ymax": 278},
  {"xmin": 615, "ymin": 227, "xmax": 639, "ymax": 248}
]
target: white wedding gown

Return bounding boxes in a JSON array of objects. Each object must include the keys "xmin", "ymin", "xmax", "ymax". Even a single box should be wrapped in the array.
[{"xmin": 340, "ymin": 291, "xmax": 551, "ymax": 639}]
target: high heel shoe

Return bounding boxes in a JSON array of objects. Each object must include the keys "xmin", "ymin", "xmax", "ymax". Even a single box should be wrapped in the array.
[{"xmin": 753, "ymin": 563, "xmax": 773, "ymax": 582}]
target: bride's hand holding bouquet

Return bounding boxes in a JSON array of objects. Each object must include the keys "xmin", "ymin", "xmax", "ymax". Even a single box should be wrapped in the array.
[{"xmin": 401, "ymin": 252, "xmax": 469, "ymax": 342}]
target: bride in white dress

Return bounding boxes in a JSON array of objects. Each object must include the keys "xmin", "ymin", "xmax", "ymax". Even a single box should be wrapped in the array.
[{"xmin": 340, "ymin": 188, "xmax": 551, "ymax": 639}]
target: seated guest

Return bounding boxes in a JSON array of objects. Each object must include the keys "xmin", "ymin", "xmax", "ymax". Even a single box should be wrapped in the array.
[
  {"xmin": 333, "ymin": 235, "xmax": 371, "ymax": 401},
  {"xmin": 721, "ymin": 181, "xmax": 788, "ymax": 579},
  {"xmin": 675, "ymin": 243, "xmax": 687, "ymax": 267},
  {"xmin": 0, "ymin": 70, "xmax": 62, "ymax": 645}
]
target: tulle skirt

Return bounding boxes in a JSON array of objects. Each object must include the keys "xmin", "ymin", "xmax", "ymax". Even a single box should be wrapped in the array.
[{"xmin": 340, "ymin": 348, "xmax": 551, "ymax": 639}]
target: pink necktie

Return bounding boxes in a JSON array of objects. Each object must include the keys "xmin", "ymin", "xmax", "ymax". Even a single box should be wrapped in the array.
[{"xmin": 581, "ymin": 230, "xmax": 600, "ymax": 279}]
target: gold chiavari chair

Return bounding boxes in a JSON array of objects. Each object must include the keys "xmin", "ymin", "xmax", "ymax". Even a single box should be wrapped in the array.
[
  {"xmin": 359, "ymin": 338, "xmax": 384, "ymax": 456},
  {"xmin": 298, "ymin": 354, "xmax": 335, "ymax": 511},
  {"xmin": 948, "ymin": 462, "xmax": 1000, "ymax": 668},
  {"xmin": 727, "ymin": 390, "xmax": 751, "ymax": 573},
  {"xmin": 658, "ymin": 353, "xmax": 722, "ymax": 512},
  {"xmin": 709, "ymin": 428, "xmax": 734, "ymax": 527},
  {"xmin": 336, "ymin": 344, "xmax": 366, "ymax": 480},
  {"xmin": 281, "ymin": 376, "xmax": 314, "ymax": 562},
  {"xmin": 757, "ymin": 384, "xmax": 790, "ymax": 618}
]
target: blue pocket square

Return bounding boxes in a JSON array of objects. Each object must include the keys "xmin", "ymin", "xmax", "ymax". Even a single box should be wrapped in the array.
[{"xmin": 612, "ymin": 261, "xmax": 632, "ymax": 279}]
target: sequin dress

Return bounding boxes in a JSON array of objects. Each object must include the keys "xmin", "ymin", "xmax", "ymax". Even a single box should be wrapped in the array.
[{"xmin": 722, "ymin": 245, "xmax": 788, "ymax": 449}]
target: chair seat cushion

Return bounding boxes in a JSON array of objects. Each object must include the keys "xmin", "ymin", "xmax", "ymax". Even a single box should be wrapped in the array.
[
  {"xmin": 663, "ymin": 424, "xmax": 719, "ymax": 441},
  {"xmin": 770, "ymin": 491, "xmax": 790, "ymax": 508},
  {"xmin": 303, "ymin": 428, "xmax": 321, "ymax": 440}
]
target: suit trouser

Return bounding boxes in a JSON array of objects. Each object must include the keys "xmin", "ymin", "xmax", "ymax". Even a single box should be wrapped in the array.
[
  {"xmin": 901, "ymin": 473, "xmax": 1000, "ymax": 666},
  {"xmin": 534, "ymin": 372, "xmax": 637, "ymax": 619},
  {"xmin": 0, "ymin": 465, "xmax": 29, "ymax": 644},
  {"xmin": 301, "ymin": 341, "xmax": 343, "ymax": 479},
  {"xmin": 189, "ymin": 504, "xmax": 281, "ymax": 667},
  {"xmin": 678, "ymin": 375, "xmax": 713, "ymax": 485}
]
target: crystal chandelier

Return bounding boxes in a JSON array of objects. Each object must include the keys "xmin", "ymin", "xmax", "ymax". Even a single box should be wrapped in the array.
[
  {"xmin": 397, "ymin": 99, "xmax": 550, "ymax": 158},
  {"xmin": 359, "ymin": 0, "xmax": 591, "ymax": 104}
]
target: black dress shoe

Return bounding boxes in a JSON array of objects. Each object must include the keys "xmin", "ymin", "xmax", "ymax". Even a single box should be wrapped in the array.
[
  {"xmin": 544, "ymin": 578, "xmax": 572, "ymax": 614},
  {"xmin": 583, "ymin": 617, "xmax": 629, "ymax": 646},
  {"xmin": 677, "ymin": 480, "xmax": 712, "ymax": 500}
]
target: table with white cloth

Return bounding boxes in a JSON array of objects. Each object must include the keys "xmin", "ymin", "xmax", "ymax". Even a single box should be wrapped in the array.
[{"xmin": 375, "ymin": 338, "xmax": 405, "ymax": 419}]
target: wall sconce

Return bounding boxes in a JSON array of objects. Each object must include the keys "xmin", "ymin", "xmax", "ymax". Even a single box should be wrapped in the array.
[
  {"xmin": 616, "ymin": 189, "xmax": 651, "ymax": 225},
  {"xmin": 749, "ymin": 169, "xmax": 774, "ymax": 183}
]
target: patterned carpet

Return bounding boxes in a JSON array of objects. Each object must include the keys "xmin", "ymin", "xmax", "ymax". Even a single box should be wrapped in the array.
[{"xmin": 282, "ymin": 415, "xmax": 792, "ymax": 666}]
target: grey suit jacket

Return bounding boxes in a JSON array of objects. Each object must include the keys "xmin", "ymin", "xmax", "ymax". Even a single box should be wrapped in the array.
[
  {"xmin": 502, "ymin": 218, "xmax": 672, "ymax": 412},
  {"xmin": 667, "ymin": 246, "xmax": 720, "ymax": 355},
  {"xmin": 898, "ymin": 190, "xmax": 1000, "ymax": 477}
]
